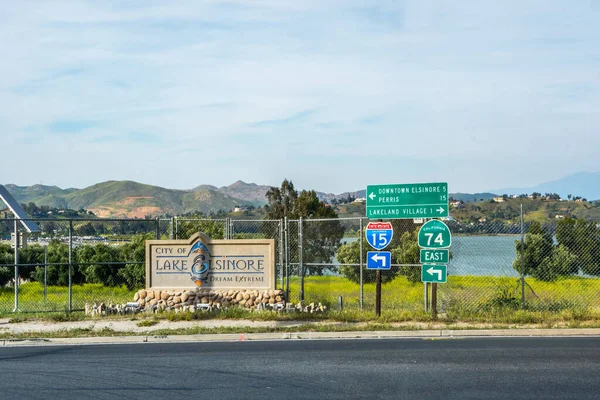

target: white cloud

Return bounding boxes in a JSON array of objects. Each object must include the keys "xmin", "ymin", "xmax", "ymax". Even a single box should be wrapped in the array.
[{"xmin": 0, "ymin": 0, "xmax": 599, "ymax": 192}]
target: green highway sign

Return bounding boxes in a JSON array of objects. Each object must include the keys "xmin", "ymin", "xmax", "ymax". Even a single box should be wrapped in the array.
[
  {"xmin": 366, "ymin": 182, "xmax": 448, "ymax": 219},
  {"xmin": 420, "ymin": 249, "xmax": 449, "ymax": 264},
  {"xmin": 421, "ymin": 264, "xmax": 447, "ymax": 283},
  {"xmin": 418, "ymin": 219, "xmax": 451, "ymax": 249}
]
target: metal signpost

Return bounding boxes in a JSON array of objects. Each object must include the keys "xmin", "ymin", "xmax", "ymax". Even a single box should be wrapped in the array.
[
  {"xmin": 365, "ymin": 222, "xmax": 393, "ymax": 317},
  {"xmin": 366, "ymin": 182, "xmax": 448, "ymax": 219},
  {"xmin": 418, "ymin": 219, "xmax": 452, "ymax": 316}
]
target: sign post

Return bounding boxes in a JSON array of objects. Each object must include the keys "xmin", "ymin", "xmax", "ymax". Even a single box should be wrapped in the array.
[
  {"xmin": 365, "ymin": 223, "xmax": 393, "ymax": 317},
  {"xmin": 365, "ymin": 182, "xmax": 449, "ymax": 317},
  {"xmin": 418, "ymin": 219, "xmax": 452, "ymax": 317}
]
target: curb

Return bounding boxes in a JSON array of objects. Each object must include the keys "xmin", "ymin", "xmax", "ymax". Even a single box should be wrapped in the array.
[{"xmin": 2, "ymin": 328, "xmax": 600, "ymax": 347}]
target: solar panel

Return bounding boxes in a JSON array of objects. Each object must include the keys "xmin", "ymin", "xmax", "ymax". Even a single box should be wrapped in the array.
[{"xmin": 0, "ymin": 184, "xmax": 41, "ymax": 233}]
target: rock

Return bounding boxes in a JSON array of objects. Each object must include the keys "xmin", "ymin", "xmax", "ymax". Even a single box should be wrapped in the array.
[
  {"xmin": 262, "ymin": 298, "xmax": 268, "ymax": 304},
  {"xmin": 246, "ymin": 299, "xmax": 254, "ymax": 307},
  {"xmin": 139, "ymin": 299, "xmax": 146, "ymax": 307},
  {"xmin": 167, "ymin": 300, "xmax": 174, "ymax": 307},
  {"xmin": 173, "ymin": 296, "xmax": 181, "ymax": 304},
  {"xmin": 274, "ymin": 289, "xmax": 283, "ymax": 296},
  {"xmin": 181, "ymin": 293, "xmax": 189, "ymax": 302},
  {"xmin": 134, "ymin": 292, "xmax": 140, "ymax": 302},
  {"xmin": 276, "ymin": 296, "xmax": 282, "ymax": 302},
  {"xmin": 139, "ymin": 290, "xmax": 147, "ymax": 299},
  {"xmin": 264, "ymin": 293, "xmax": 270, "ymax": 299},
  {"xmin": 243, "ymin": 293, "xmax": 250, "ymax": 300},
  {"xmin": 227, "ymin": 290, "xmax": 234, "ymax": 296},
  {"xmin": 161, "ymin": 292, "xmax": 169, "ymax": 300},
  {"xmin": 149, "ymin": 299, "xmax": 158, "ymax": 306},
  {"xmin": 201, "ymin": 297, "xmax": 209, "ymax": 304},
  {"xmin": 222, "ymin": 300, "xmax": 230, "ymax": 307},
  {"xmin": 146, "ymin": 291, "xmax": 154, "ymax": 300},
  {"xmin": 239, "ymin": 300, "xmax": 246, "ymax": 306},
  {"xmin": 269, "ymin": 298, "xmax": 275, "ymax": 304},
  {"xmin": 236, "ymin": 293, "xmax": 243, "ymax": 301},
  {"xmin": 154, "ymin": 290, "xmax": 161, "ymax": 300}
]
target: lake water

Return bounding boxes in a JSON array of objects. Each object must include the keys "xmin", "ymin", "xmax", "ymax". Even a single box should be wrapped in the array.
[{"xmin": 339, "ymin": 236, "xmax": 520, "ymax": 277}]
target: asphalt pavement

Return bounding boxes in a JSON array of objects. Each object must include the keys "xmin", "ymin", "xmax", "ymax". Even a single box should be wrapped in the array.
[{"xmin": 1, "ymin": 337, "xmax": 600, "ymax": 399}]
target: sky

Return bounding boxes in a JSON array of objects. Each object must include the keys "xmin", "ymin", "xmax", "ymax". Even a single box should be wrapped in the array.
[{"xmin": 1, "ymin": 0, "xmax": 599, "ymax": 194}]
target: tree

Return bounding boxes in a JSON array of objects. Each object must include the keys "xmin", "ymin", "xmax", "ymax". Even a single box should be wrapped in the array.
[
  {"xmin": 390, "ymin": 230, "xmax": 421, "ymax": 283},
  {"xmin": 31, "ymin": 240, "xmax": 79, "ymax": 286},
  {"xmin": 556, "ymin": 218, "xmax": 600, "ymax": 275},
  {"xmin": 77, "ymin": 243, "xmax": 124, "ymax": 286},
  {"xmin": 513, "ymin": 233, "xmax": 553, "ymax": 276},
  {"xmin": 535, "ymin": 245, "xmax": 577, "ymax": 281},
  {"xmin": 119, "ymin": 233, "xmax": 153, "ymax": 290},
  {"xmin": 264, "ymin": 179, "xmax": 345, "ymax": 275},
  {"xmin": 0, "ymin": 243, "xmax": 14, "ymax": 286}
]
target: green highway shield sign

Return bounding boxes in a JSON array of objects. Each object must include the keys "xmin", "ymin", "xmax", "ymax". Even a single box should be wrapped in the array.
[
  {"xmin": 421, "ymin": 264, "xmax": 447, "ymax": 283},
  {"xmin": 366, "ymin": 182, "xmax": 448, "ymax": 219},
  {"xmin": 418, "ymin": 219, "xmax": 451, "ymax": 249},
  {"xmin": 420, "ymin": 249, "xmax": 449, "ymax": 264}
]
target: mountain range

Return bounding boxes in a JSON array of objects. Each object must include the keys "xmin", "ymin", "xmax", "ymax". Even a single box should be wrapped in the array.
[
  {"xmin": 491, "ymin": 172, "xmax": 600, "ymax": 201},
  {"xmin": 2, "ymin": 171, "xmax": 599, "ymax": 217}
]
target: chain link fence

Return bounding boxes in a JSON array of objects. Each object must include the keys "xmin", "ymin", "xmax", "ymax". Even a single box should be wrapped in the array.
[{"xmin": 2, "ymin": 212, "xmax": 600, "ymax": 315}]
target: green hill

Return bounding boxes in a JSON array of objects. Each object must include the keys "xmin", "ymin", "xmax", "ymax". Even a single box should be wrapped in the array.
[
  {"xmin": 451, "ymin": 197, "xmax": 600, "ymax": 224},
  {"xmin": 3, "ymin": 181, "xmax": 252, "ymax": 218}
]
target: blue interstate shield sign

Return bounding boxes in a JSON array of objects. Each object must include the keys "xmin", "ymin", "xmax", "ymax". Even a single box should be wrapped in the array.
[{"xmin": 365, "ymin": 222, "xmax": 393, "ymax": 250}]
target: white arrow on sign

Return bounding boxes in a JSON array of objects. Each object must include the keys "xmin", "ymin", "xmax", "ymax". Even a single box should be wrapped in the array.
[
  {"xmin": 369, "ymin": 192, "xmax": 376, "ymax": 200},
  {"xmin": 436, "ymin": 207, "xmax": 445, "ymax": 214},
  {"xmin": 427, "ymin": 266, "xmax": 443, "ymax": 280},
  {"xmin": 371, "ymin": 254, "xmax": 387, "ymax": 267}
]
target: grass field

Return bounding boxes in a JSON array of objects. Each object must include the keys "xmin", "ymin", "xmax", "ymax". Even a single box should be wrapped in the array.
[{"xmin": 2, "ymin": 275, "xmax": 600, "ymax": 318}]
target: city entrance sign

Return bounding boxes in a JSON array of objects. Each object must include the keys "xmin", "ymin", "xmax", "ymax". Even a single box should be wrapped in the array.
[{"xmin": 366, "ymin": 182, "xmax": 448, "ymax": 219}]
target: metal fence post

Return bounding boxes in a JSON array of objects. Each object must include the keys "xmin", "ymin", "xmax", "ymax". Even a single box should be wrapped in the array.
[
  {"xmin": 359, "ymin": 218, "xmax": 364, "ymax": 309},
  {"xmin": 299, "ymin": 217, "xmax": 304, "ymax": 302},
  {"xmin": 44, "ymin": 246, "xmax": 47, "ymax": 303},
  {"xmin": 229, "ymin": 218, "xmax": 234, "ymax": 239},
  {"xmin": 13, "ymin": 219, "xmax": 19, "ymax": 312},
  {"xmin": 68, "ymin": 219, "xmax": 73, "ymax": 313},
  {"xmin": 279, "ymin": 219, "xmax": 284, "ymax": 290},
  {"xmin": 175, "ymin": 216, "xmax": 179, "ymax": 239},
  {"xmin": 155, "ymin": 217, "xmax": 160, "ymax": 240},
  {"xmin": 285, "ymin": 217, "xmax": 290, "ymax": 299},
  {"xmin": 520, "ymin": 204, "xmax": 525, "ymax": 310},
  {"xmin": 170, "ymin": 217, "xmax": 175, "ymax": 239}
]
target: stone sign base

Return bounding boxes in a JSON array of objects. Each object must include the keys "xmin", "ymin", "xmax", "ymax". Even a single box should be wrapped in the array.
[{"xmin": 133, "ymin": 288, "xmax": 286, "ymax": 312}]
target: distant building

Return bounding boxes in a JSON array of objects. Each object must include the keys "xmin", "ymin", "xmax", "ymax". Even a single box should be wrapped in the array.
[
  {"xmin": 492, "ymin": 197, "xmax": 505, "ymax": 203},
  {"xmin": 353, "ymin": 198, "xmax": 366, "ymax": 203},
  {"xmin": 233, "ymin": 207, "xmax": 242, "ymax": 213},
  {"xmin": 555, "ymin": 215, "xmax": 565, "ymax": 219}
]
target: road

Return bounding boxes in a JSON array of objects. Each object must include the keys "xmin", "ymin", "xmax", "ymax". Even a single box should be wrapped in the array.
[{"xmin": 1, "ymin": 337, "xmax": 600, "ymax": 399}]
